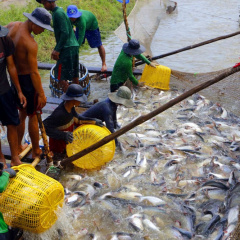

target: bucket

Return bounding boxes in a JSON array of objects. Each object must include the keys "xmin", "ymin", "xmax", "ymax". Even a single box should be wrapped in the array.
[
  {"xmin": 0, "ymin": 164, "xmax": 64, "ymax": 233},
  {"xmin": 66, "ymin": 125, "xmax": 115, "ymax": 169},
  {"xmin": 139, "ymin": 64, "xmax": 171, "ymax": 90}
]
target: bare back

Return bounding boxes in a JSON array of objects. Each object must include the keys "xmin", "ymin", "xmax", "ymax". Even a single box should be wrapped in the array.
[{"xmin": 7, "ymin": 21, "xmax": 38, "ymax": 75}]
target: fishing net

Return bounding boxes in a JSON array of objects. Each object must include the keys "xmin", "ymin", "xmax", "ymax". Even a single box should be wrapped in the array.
[{"xmin": 114, "ymin": 0, "xmax": 240, "ymax": 116}]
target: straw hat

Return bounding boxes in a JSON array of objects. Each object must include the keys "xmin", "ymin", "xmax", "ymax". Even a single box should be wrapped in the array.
[
  {"xmin": 108, "ymin": 86, "xmax": 135, "ymax": 108},
  {"xmin": 23, "ymin": 8, "xmax": 53, "ymax": 32},
  {"xmin": 0, "ymin": 25, "xmax": 9, "ymax": 37},
  {"xmin": 61, "ymin": 84, "xmax": 87, "ymax": 102}
]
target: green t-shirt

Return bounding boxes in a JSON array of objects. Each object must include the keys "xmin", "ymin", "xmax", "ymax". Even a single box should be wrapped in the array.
[
  {"xmin": 110, "ymin": 50, "xmax": 151, "ymax": 86},
  {"xmin": 52, "ymin": 6, "xmax": 79, "ymax": 52},
  {"xmin": 72, "ymin": 9, "xmax": 99, "ymax": 47},
  {"xmin": 0, "ymin": 172, "xmax": 9, "ymax": 233}
]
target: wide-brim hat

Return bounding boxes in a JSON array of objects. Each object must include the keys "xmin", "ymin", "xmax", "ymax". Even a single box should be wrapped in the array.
[
  {"xmin": 0, "ymin": 25, "xmax": 9, "ymax": 37},
  {"xmin": 23, "ymin": 7, "xmax": 53, "ymax": 32},
  {"xmin": 61, "ymin": 84, "xmax": 87, "ymax": 102},
  {"xmin": 67, "ymin": 5, "xmax": 82, "ymax": 18},
  {"xmin": 108, "ymin": 86, "xmax": 135, "ymax": 108},
  {"xmin": 122, "ymin": 39, "xmax": 145, "ymax": 56}
]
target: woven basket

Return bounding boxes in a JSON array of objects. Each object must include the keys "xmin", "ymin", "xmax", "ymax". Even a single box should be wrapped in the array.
[
  {"xmin": 66, "ymin": 125, "xmax": 115, "ymax": 169},
  {"xmin": 0, "ymin": 164, "xmax": 64, "ymax": 233},
  {"xmin": 49, "ymin": 63, "xmax": 90, "ymax": 98},
  {"xmin": 139, "ymin": 64, "xmax": 171, "ymax": 90}
]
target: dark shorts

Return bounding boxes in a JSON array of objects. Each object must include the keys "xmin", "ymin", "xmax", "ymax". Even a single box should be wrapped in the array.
[
  {"xmin": 85, "ymin": 28, "xmax": 102, "ymax": 48},
  {"xmin": 110, "ymin": 82, "xmax": 124, "ymax": 92},
  {"xmin": 54, "ymin": 47, "xmax": 79, "ymax": 81},
  {"xmin": 0, "ymin": 87, "xmax": 20, "ymax": 126},
  {"xmin": 0, "ymin": 231, "xmax": 9, "ymax": 240},
  {"xmin": 18, "ymin": 75, "xmax": 38, "ymax": 116}
]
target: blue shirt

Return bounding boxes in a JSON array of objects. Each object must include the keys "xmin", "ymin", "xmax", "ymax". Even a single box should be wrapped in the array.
[{"xmin": 81, "ymin": 98, "xmax": 117, "ymax": 133}]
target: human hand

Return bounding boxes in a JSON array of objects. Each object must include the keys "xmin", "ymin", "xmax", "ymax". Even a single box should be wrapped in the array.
[
  {"xmin": 64, "ymin": 132, "xmax": 74, "ymax": 143},
  {"xmin": 138, "ymin": 82, "xmax": 145, "ymax": 87},
  {"xmin": 51, "ymin": 50, "xmax": 60, "ymax": 61},
  {"xmin": 94, "ymin": 119, "xmax": 104, "ymax": 127},
  {"xmin": 149, "ymin": 62, "xmax": 159, "ymax": 68},
  {"xmin": 37, "ymin": 94, "xmax": 47, "ymax": 110},
  {"xmin": 18, "ymin": 92, "xmax": 27, "ymax": 108},
  {"xmin": 4, "ymin": 168, "xmax": 16, "ymax": 178}
]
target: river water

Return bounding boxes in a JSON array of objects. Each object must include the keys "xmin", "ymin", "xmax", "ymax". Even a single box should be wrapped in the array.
[{"xmin": 42, "ymin": 0, "xmax": 240, "ymax": 114}]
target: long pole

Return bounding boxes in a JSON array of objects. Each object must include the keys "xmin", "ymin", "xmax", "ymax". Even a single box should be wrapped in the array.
[
  {"xmin": 122, "ymin": 0, "xmax": 131, "ymax": 41},
  {"xmin": 36, "ymin": 112, "xmax": 53, "ymax": 164},
  {"xmin": 60, "ymin": 65, "xmax": 240, "ymax": 166},
  {"xmin": 135, "ymin": 31, "xmax": 240, "ymax": 66}
]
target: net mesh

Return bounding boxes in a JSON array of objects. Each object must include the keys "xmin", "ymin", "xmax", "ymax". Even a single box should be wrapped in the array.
[{"xmin": 115, "ymin": 0, "xmax": 240, "ymax": 116}]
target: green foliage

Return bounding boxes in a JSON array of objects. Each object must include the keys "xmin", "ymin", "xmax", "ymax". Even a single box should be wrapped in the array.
[{"xmin": 0, "ymin": 0, "xmax": 135, "ymax": 62}]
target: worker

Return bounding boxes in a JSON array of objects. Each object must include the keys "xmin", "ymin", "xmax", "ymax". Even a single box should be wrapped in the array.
[
  {"xmin": 6, "ymin": 8, "xmax": 53, "ymax": 159},
  {"xmin": 0, "ymin": 162, "xmax": 17, "ymax": 240},
  {"xmin": 110, "ymin": 39, "xmax": 157, "ymax": 92},
  {"xmin": 81, "ymin": 86, "xmax": 135, "ymax": 144},
  {"xmin": 0, "ymin": 25, "xmax": 27, "ymax": 168},
  {"xmin": 66, "ymin": 5, "xmax": 107, "ymax": 72},
  {"xmin": 37, "ymin": 0, "xmax": 80, "ymax": 92},
  {"xmin": 43, "ymin": 84, "xmax": 103, "ymax": 157}
]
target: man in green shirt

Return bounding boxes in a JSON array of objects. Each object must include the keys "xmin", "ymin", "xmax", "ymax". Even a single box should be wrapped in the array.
[
  {"xmin": 38, "ymin": 0, "xmax": 80, "ymax": 92},
  {"xmin": 0, "ymin": 163, "xmax": 16, "ymax": 240},
  {"xmin": 66, "ymin": 5, "xmax": 107, "ymax": 72},
  {"xmin": 110, "ymin": 39, "xmax": 157, "ymax": 92}
]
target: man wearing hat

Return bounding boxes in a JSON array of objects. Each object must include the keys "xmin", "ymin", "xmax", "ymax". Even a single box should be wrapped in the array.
[
  {"xmin": 43, "ymin": 84, "xmax": 103, "ymax": 155},
  {"xmin": 38, "ymin": 0, "xmax": 80, "ymax": 91},
  {"xmin": 0, "ymin": 25, "xmax": 26, "ymax": 168},
  {"xmin": 110, "ymin": 39, "xmax": 157, "ymax": 92},
  {"xmin": 66, "ymin": 5, "xmax": 107, "ymax": 72},
  {"xmin": 6, "ymin": 7, "xmax": 53, "ymax": 159},
  {"xmin": 81, "ymin": 86, "xmax": 135, "ymax": 144}
]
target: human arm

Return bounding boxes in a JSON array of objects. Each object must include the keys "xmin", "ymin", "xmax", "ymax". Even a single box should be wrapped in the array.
[
  {"xmin": 27, "ymin": 42, "xmax": 46, "ymax": 109},
  {"xmin": 76, "ymin": 20, "xmax": 87, "ymax": 47},
  {"xmin": 77, "ymin": 113, "xmax": 104, "ymax": 126},
  {"xmin": 6, "ymin": 55, "xmax": 27, "ymax": 108},
  {"xmin": 136, "ymin": 54, "xmax": 158, "ymax": 67}
]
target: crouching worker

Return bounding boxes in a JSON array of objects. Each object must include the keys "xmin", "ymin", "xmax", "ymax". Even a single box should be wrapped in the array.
[
  {"xmin": 43, "ymin": 84, "xmax": 103, "ymax": 158},
  {"xmin": 0, "ymin": 163, "xmax": 16, "ymax": 240},
  {"xmin": 81, "ymin": 86, "xmax": 135, "ymax": 145}
]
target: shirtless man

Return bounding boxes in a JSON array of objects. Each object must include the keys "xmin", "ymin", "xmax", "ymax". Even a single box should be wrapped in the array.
[{"xmin": 7, "ymin": 8, "xmax": 53, "ymax": 158}]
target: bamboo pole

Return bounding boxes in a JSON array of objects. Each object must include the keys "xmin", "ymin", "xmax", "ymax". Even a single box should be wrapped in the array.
[
  {"xmin": 18, "ymin": 143, "xmax": 32, "ymax": 160},
  {"xmin": 122, "ymin": 0, "xmax": 131, "ymax": 41},
  {"xmin": 60, "ymin": 65, "xmax": 240, "ymax": 166},
  {"xmin": 36, "ymin": 112, "xmax": 53, "ymax": 164},
  {"xmin": 135, "ymin": 30, "xmax": 240, "ymax": 66},
  {"xmin": 122, "ymin": 0, "xmax": 136, "ymax": 68},
  {"xmin": 31, "ymin": 157, "xmax": 41, "ymax": 168}
]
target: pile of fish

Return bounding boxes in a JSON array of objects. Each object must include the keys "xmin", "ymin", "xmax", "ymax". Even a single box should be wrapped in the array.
[{"xmin": 26, "ymin": 87, "xmax": 240, "ymax": 240}]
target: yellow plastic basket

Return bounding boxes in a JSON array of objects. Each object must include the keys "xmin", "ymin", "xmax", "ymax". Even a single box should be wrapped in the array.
[
  {"xmin": 0, "ymin": 164, "xmax": 64, "ymax": 233},
  {"xmin": 139, "ymin": 64, "xmax": 171, "ymax": 90},
  {"xmin": 66, "ymin": 125, "xmax": 115, "ymax": 169}
]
